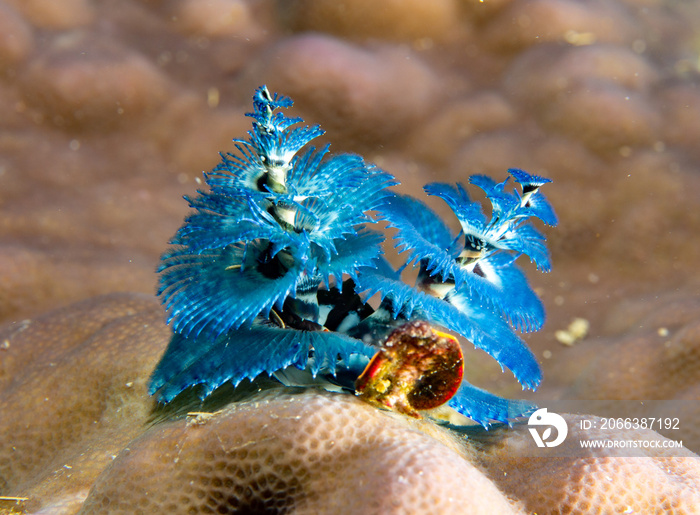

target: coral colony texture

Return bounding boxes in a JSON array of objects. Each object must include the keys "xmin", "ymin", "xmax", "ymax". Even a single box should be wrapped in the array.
[
  {"xmin": 149, "ymin": 85, "xmax": 557, "ymax": 427},
  {"xmin": 2, "ymin": 295, "xmax": 700, "ymax": 514}
]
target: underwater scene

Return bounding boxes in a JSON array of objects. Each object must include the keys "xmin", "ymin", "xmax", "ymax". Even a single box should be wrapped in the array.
[{"xmin": 1, "ymin": 1, "xmax": 699, "ymax": 513}]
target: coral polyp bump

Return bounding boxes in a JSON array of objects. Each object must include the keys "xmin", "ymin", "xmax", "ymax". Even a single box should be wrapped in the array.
[{"xmin": 149, "ymin": 85, "xmax": 557, "ymax": 428}]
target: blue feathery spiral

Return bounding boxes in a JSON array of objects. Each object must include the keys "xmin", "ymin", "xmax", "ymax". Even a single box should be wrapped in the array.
[{"xmin": 150, "ymin": 85, "xmax": 557, "ymax": 428}]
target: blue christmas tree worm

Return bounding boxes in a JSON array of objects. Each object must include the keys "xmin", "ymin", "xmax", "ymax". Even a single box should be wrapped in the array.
[{"xmin": 149, "ymin": 86, "xmax": 557, "ymax": 428}]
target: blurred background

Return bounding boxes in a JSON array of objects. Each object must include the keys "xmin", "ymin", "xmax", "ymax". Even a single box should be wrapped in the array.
[{"xmin": 1, "ymin": 0, "xmax": 699, "ymax": 406}]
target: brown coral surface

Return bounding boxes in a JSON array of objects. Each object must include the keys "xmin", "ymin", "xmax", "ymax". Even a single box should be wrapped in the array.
[
  {"xmin": 2, "ymin": 295, "xmax": 699, "ymax": 514},
  {"xmin": 1, "ymin": 0, "xmax": 700, "ymax": 513}
]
